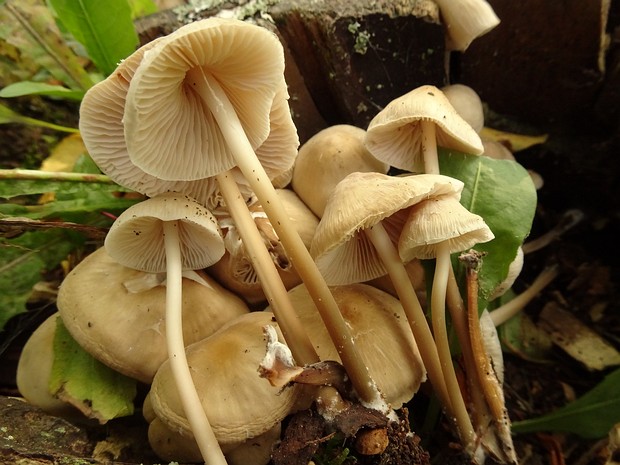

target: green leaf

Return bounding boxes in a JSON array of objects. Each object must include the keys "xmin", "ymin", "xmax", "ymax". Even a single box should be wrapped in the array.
[
  {"xmin": 127, "ymin": 0, "xmax": 158, "ymax": 19},
  {"xmin": 50, "ymin": 317, "xmax": 136, "ymax": 422},
  {"xmin": 512, "ymin": 368, "xmax": 620, "ymax": 438},
  {"xmin": 0, "ymin": 101, "xmax": 79, "ymax": 133},
  {"xmin": 0, "ymin": 81, "xmax": 84, "ymax": 100},
  {"xmin": 439, "ymin": 150, "xmax": 537, "ymax": 306},
  {"xmin": 49, "ymin": 0, "xmax": 139, "ymax": 76},
  {"xmin": 0, "ymin": 230, "xmax": 76, "ymax": 330},
  {"xmin": 0, "ymin": 0, "xmax": 94, "ymax": 90}
]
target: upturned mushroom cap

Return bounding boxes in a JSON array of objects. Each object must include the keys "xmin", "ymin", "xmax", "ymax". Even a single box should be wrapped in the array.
[
  {"xmin": 365, "ymin": 85, "xmax": 484, "ymax": 173},
  {"xmin": 291, "ymin": 124, "xmax": 389, "ymax": 217},
  {"xmin": 398, "ymin": 194, "xmax": 495, "ymax": 262},
  {"xmin": 310, "ymin": 171, "xmax": 463, "ymax": 285},
  {"xmin": 149, "ymin": 311, "xmax": 303, "ymax": 446},
  {"xmin": 123, "ymin": 18, "xmax": 292, "ymax": 181},
  {"xmin": 16, "ymin": 314, "xmax": 82, "ymax": 418},
  {"xmin": 265, "ymin": 283, "xmax": 426, "ymax": 408},
  {"xmin": 104, "ymin": 192, "xmax": 224, "ymax": 273},
  {"xmin": 56, "ymin": 247, "xmax": 249, "ymax": 383}
]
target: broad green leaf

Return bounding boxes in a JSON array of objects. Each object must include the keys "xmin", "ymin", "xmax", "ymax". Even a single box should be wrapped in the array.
[
  {"xmin": 0, "ymin": 0, "xmax": 93, "ymax": 90},
  {"xmin": 0, "ymin": 102, "xmax": 79, "ymax": 133},
  {"xmin": 439, "ymin": 150, "xmax": 537, "ymax": 307},
  {"xmin": 512, "ymin": 368, "xmax": 620, "ymax": 438},
  {"xmin": 49, "ymin": 0, "xmax": 139, "ymax": 76},
  {"xmin": 0, "ymin": 81, "xmax": 84, "ymax": 100},
  {"xmin": 50, "ymin": 317, "xmax": 136, "ymax": 422},
  {"xmin": 127, "ymin": 0, "xmax": 158, "ymax": 18},
  {"xmin": 0, "ymin": 230, "xmax": 76, "ymax": 330}
]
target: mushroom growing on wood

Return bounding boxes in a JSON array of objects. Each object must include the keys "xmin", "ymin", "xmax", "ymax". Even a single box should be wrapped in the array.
[
  {"xmin": 105, "ymin": 191, "xmax": 226, "ymax": 465},
  {"xmin": 148, "ymin": 312, "xmax": 304, "ymax": 459},
  {"xmin": 365, "ymin": 85, "xmax": 483, "ymax": 174},
  {"xmin": 121, "ymin": 17, "xmax": 379, "ymax": 404},
  {"xmin": 433, "ymin": 0, "xmax": 500, "ymax": 52},
  {"xmin": 57, "ymin": 247, "xmax": 249, "ymax": 383}
]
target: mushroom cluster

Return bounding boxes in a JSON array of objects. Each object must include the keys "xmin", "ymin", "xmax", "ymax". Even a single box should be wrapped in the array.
[{"xmin": 16, "ymin": 5, "xmax": 545, "ymax": 465}]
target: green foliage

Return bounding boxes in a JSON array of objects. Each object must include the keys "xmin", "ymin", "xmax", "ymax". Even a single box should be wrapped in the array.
[
  {"xmin": 48, "ymin": 0, "xmax": 139, "ymax": 76},
  {"xmin": 50, "ymin": 316, "xmax": 137, "ymax": 422},
  {"xmin": 512, "ymin": 368, "xmax": 620, "ymax": 438},
  {"xmin": 0, "ymin": 102, "xmax": 78, "ymax": 132},
  {"xmin": 313, "ymin": 434, "xmax": 357, "ymax": 465},
  {"xmin": 438, "ymin": 150, "xmax": 537, "ymax": 308},
  {"xmin": 0, "ymin": 81, "xmax": 84, "ymax": 100}
]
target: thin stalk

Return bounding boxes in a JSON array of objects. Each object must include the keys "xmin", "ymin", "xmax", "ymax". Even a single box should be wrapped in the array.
[
  {"xmin": 432, "ymin": 242, "xmax": 476, "ymax": 448},
  {"xmin": 489, "ymin": 265, "xmax": 559, "ymax": 327},
  {"xmin": 187, "ymin": 67, "xmax": 380, "ymax": 405},
  {"xmin": 421, "ymin": 120, "xmax": 440, "ymax": 174},
  {"xmin": 0, "ymin": 168, "xmax": 113, "ymax": 183},
  {"xmin": 364, "ymin": 223, "xmax": 453, "ymax": 415},
  {"xmin": 163, "ymin": 221, "xmax": 228, "ymax": 465},
  {"xmin": 13, "ymin": 114, "xmax": 80, "ymax": 133},
  {"xmin": 216, "ymin": 171, "xmax": 319, "ymax": 365}
]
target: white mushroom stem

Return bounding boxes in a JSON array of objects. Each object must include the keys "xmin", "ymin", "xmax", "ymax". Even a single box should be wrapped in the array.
[
  {"xmin": 364, "ymin": 223, "xmax": 453, "ymax": 416},
  {"xmin": 432, "ymin": 241, "xmax": 476, "ymax": 449},
  {"xmin": 216, "ymin": 172, "xmax": 319, "ymax": 365},
  {"xmin": 489, "ymin": 265, "xmax": 559, "ymax": 327},
  {"xmin": 162, "ymin": 221, "xmax": 227, "ymax": 465},
  {"xmin": 187, "ymin": 67, "xmax": 381, "ymax": 405},
  {"xmin": 421, "ymin": 121, "xmax": 440, "ymax": 174}
]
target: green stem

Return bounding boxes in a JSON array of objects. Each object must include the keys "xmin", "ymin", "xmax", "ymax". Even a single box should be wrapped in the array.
[
  {"xmin": 163, "ymin": 221, "xmax": 228, "ymax": 465},
  {"xmin": 0, "ymin": 169, "xmax": 113, "ymax": 183}
]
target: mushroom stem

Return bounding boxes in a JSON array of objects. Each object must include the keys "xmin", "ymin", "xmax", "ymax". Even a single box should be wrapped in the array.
[
  {"xmin": 162, "ymin": 221, "xmax": 228, "ymax": 465},
  {"xmin": 216, "ymin": 171, "xmax": 319, "ymax": 365},
  {"xmin": 432, "ymin": 241, "xmax": 476, "ymax": 448},
  {"xmin": 421, "ymin": 120, "xmax": 440, "ymax": 174},
  {"xmin": 364, "ymin": 223, "xmax": 453, "ymax": 415},
  {"xmin": 188, "ymin": 68, "xmax": 380, "ymax": 405},
  {"xmin": 489, "ymin": 265, "xmax": 559, "ymax": 327}
]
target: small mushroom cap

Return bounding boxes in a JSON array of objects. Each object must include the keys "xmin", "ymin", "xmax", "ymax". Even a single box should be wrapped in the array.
[
  {"xmin": 310, "ymin": 172, "xmax": 463, "ymax": 285},
  {"xmin": 398, "ymin": 195, "xmax": 495, "ymax": 262},
  {"xmin": 123, "ymin": 18, "xmax": 289, "ymax": 181},
  {"xmin": 442, "ymin": 84, "xmax": 485, "ymax": 133},
  {"xmin": 291, "ymin": 124, "xmax": 389, "ymax": 217},
  {"xmin": 149, "ymin": 311, "xmax": 303, "ymax": 446},
  {"xmin": 104, "ymin": 192, "xmax": 224, "ymax": 273},
  {"xmin": 434, "ymin": 0, "xmax": 500, "ymax": 51},
  {"xmin": 57, "ymin": 247, "xmax": 249, "ymax": 383},
  {"xmin": 266, "ymin": 283, "xmax": 426, "ymax": 408},
  {"xmin": 365, "ymin": 85, "xmax": 484, "ymax": 172},
  {"xmin": 16, "ymin": 314, "xmax": 82, "ymax": 418}
]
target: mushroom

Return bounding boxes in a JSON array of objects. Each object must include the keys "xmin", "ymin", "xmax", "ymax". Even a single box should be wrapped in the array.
[
  {"xmin": 148, "ymin": 312, "xmax": 304, "ymax": 455},
  {"xmin": 16, "ymin": 314, "xmax": 82, "ymax": 419},
  {"xmin": 310, "ymin": 171, "xmax": 464, "ymax": 419},
  {"xmin": 398, "ymin": 194, "xmax": 495, "ymax": 448},
  {"xmin": 57, "ymin": 247, "xmax": 249, "ymax": 383},
  {"xmin": 291, "ymin": 124, "xmax": 389, "ymax": 217},
  {"xmin": 265, "ymin": 283, "xmax": 426, "ymax": 409},
  {"xmin": 433, "ymin": 0, "xmax": 500, "ymax": 52},
  {"xmin": 365, "ymin": 85, "xmax": 483, "ymax": 174},
  {"xmin": 442, "ymin": 84, "xmax": 485, "ymax": 134},
  {"xmin": 104, "ymin": 191, "xmax": 227, "ymax": 465},
  {"xmin": 121, "ymin": 17, "xmax": 379, "ymax": 404}
]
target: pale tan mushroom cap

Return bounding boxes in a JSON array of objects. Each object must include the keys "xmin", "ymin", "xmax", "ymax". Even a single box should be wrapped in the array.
[
  {"xmin": 266, "ymin": 283, "xmax": 426, "ymax": 408},
  {"xmin": 310, "ymin": 172, "xmax": 463, "ymax": 285},
  {"xmin": 56, "ymin": 247, "xmax": 249, "ymax": 383},
  {"xmin": 291, "ymin": 124, "xmax": 389, "ymax": 217},
  {"xmin": 398, "ymin": 195, "xmax": 495, "ymax": 262},
  {"xmin": 434, "ymin": 0, "xmax": 500, "ymax": 52},
  {"xmin": 149, "ymin": 311, "xmax": 303, "ymax": 445},
  {"xmin": 124, "ymin": 18, "xmax": 288, "ymax": 181},
  {"xmin": 105, "ymin": 192, "xmax": 224, "ymax": 273},
  {"xmin": 442, "ymin": 84, "xmax": 485, "ymax": 134},
  {"xmin": 365, "ymin": 85, "xmax": 484, "ymax": 172}
]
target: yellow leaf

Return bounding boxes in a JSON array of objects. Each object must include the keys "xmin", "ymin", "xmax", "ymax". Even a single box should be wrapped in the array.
[
  {"xmin": 481, "ymin": 127, "xmax": 548, "ymax": 152},
  {"xmin": 40, "ymin": 133, "xmax": 86, "ymax": 172}
]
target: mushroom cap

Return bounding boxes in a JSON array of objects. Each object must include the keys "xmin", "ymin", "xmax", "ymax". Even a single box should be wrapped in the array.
[
  {"xmin": 365, "ymin": 85, "xmax": 484, "ymax": 172},
  {"xmin": 123, "ymin": 17, "xmax": 290, "ymax": 181},
  {"xmin": 57, "ymin": 247, "xmax": 249, "ymax": 383},
  {"xmin": 434, "ymin": 0, "xmax": 500, "ymax": 52},
  {"xmin": 149, "ymin": 311, "xmax": 303, "ymax": 446},
  {"xmin": 310, "ymin": 171, "xmax": 463, "ymax": 285},
  {"xmin": 442, "ymin": 84, "xmax": 485, "ymax": 134},
  {"xmin": 104, "ymin": 192, "xmax": 224, "ymax": 273},
  {"xmin": 16, "ymin": 314, "xmax": 82, "ymax": 418},
  {"xmin": 291, "ymin": 124, "xmax": 389, "ymax": 217},
  {"xmin": 266, "ymin": 283, "xmax": 426, "ymax": 408},
  {"xmin": 398, "ymin": 194, "xmax": 495, "ymax": 261}
]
